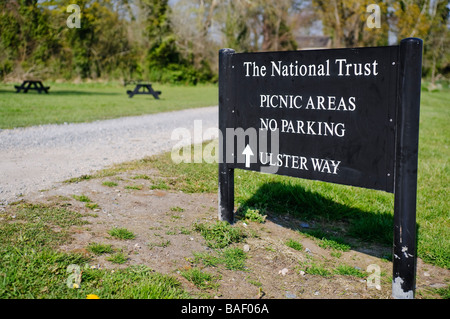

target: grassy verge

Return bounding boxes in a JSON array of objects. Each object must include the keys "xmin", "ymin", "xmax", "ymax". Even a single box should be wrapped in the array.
[
  {"xmin": 0, "ymin": 203, "xmax": 190, "ymax": 299},
  {"xmin": 0, "ymin": 82, "xmax": 217, "ymax": 129}
]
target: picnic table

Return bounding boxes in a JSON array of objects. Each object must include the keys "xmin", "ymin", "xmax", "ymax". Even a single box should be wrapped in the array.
[
  {"xmin": 15, "ymin": 80, "xmax": 50, "ymax": 94},
  {"xmin": 126, "ymin": 83, "xmax": 161, "ymax": 99}
]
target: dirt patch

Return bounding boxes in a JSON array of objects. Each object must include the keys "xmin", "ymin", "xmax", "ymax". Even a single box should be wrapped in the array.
[{"xmin": 25, "ymin": 168, "xmax": 449, "ymax": 299}]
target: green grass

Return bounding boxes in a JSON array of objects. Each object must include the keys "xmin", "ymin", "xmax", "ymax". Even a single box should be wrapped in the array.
[
  {"xmin": 107, "ymin": 252, "xmax": 129, "ymax": 264},
  {"xmin": 64, "ymin": 175, "xmax": 93, "ymax": 183},
  {"xmin": 150, "ymin": 179, "xmax": 170, "ymax": 190},
  {"xmin": 0, "ymin": 203, "xmax": 190, "ymax": 299},
  {"xmin": 302, "ymin": 229, "xmax": 352, "ymax": 252},
  {"xmin": 87, "ymin": 243, "xmax": 114, "ymax": 255},
  {"xmin": 72, "ymin": 194, "xmax": 91, "ymax": 203},
  {"xmin": 0, "ymin": 82, "xmax": 217, "ymax": 129},
  {"xmin": 85, "ymin": 203, "xmax": 99, "ymax": 210},
  {"xmin": 192, "ymin": 252, "xmax": 221, "ymax": 267},
  {"xmin": 285, "ymin": 239, "xmax": 304, "ymax": 251},
  {"xmin": 193, "ymin": 220, "xmax": 246, "ymax": 249},
  {"xmin": 148, "ymin": 239, "xmax": 171, "ymax": 249},
  {"xmin": 131, "ymin": 174, "xmax": 151, "ymax": 180},
  {"xmin": 190, "ymin": 220, "xmax": 248, "ymax": 271},
  {"xmin": 180, "ymin": 268, "xmax": 220, "ymax": 290},
  {"xmin": 72, "ymin": 194, "xmax": 99, "ymax": 210},
  {"xmin": 302, "ymin": 263, "xmax": 332, "ymax": 277},
  {"xmin": 221, "ymin": 247, "xmax": 247, "ymax": 270},
  {"xmin": 414, "ymin": 88, "xmax": 450, "ymax": 268},
  {"xmin": 192, "ymin": 247, "xmax": 247, "ymax": 271},
  {"xmin": 300, "ymin": 262, "xmax": 367, "ymax": 279},
  {"xmin": 124, "ymin": 184, "xmax": 143, "ymax": 190},
  {"xmin": 102, "ymin": 181, "xmax": 118, "ymax": 187},
  {"xmin": 433, "ymin": 286, "xmax": 450, "ymax": 299},
  {"xmin": 0, "ymin": 203, "xmax": 87, "ymax": 250},
  {"xmin": 108, "ymin": 227, "xmax": 136, "ymax": 240},
  {"xmin": 115, "ymin": 88, "xmax": 449, "ymax": 269},
  {"xmin": 237, "ymin": 206, "xmax": 267, "ymax": 223},
  {"xmin": 334, "ymin": 265, "xmax": 366, "ymax": 278}
]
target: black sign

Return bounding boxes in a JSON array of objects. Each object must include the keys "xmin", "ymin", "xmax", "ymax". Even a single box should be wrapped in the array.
[
  {"xmin": 222, "ymin": 46, "xmax": 398, "ymax": 192},
  {"xmin": 218, "ymin": 38, "xmax": 423, "ymax": 299}
]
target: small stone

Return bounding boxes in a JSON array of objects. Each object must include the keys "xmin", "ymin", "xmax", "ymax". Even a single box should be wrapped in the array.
[
  {"xmin": 285, "ymin": 292, "xmax": 296, "ymax": 299},
  {"xmin": 305, "ymin": 248, "xmax": 312, "ymax": 254},
  {"xmin": 299, "ymin": 270, "xmax": 305, "ymax": 276},
  {"xmin": 279, "ymin": 268, "xmax": 289, "ymax": 276},
  {"xmin": 314, "ymin": 291, "xmax": 320, "ymax": 296},
  {"xmin": 423, "ymin": 272, "xmax": 431, "ymax": 277},
  {"xmin": 243, "ymin": 244, "xmax": 250, "ymax": 252}
]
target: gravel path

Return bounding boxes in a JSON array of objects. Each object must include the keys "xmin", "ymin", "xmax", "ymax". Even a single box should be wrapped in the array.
[{"xmin": 0, "ymin": 106, "xmax": 218, "ymax": 204}]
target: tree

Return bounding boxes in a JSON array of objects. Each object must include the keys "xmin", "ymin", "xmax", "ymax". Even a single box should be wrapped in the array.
[
  {"xmin": 1, "ymin": 0, "xmax": 447, "ymax": 82},
  {"xmin": 424, "ymin": 1, "xmax": 450, "ymax": 82},
  {"xmin": 170, "ymin": 0, "xmax": 220, "ymax": 75},
  {"xmin": 391, "ymin": 0, "xmax": 450, "ymax": 81},
  {"xmin": 140, "ymin": 0, "xmax": 214, "ymax": 83},
  {"xmin": 259, "ymin": 0, "xmax": 298, "ymax": 51},
  {"xmin": 58, "ymin": 0, "xmax": 137, "ymax": 79},
  {"xmin": 214, "ymin": 0, "xmax": 299, "ymax": 52},
  {"xmin": 313, "ymin": 0, "xmax": 389, "ymax": 48},
  {"xmin": 0, "ymin": 0, "xmax": 62, "ymax": 80}
]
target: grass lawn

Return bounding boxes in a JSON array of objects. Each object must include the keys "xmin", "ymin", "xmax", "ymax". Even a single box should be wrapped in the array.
[
  {"xmin": 0, "ymin": 84, "xmax": 448, "ymax": 299},
  {"xmin": 0, "ymin": 81, "xmax": 218, "ymax": 129}
]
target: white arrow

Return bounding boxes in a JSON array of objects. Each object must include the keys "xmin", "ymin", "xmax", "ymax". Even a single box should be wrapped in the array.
[{"xmin": 242, "ymin": 144, "xmax": 254, "ymax": 168}]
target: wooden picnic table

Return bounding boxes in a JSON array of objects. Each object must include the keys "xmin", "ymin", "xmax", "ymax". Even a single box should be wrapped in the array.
[
  {"xmin": 15, "ymin": 80, "xmax": 50, "ymax": 94},
  {"xmin": 126, "ymin": 83, "xmax": 161, "ymax": 99}
]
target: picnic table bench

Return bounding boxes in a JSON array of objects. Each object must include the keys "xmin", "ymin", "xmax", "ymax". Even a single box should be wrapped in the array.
[
  {"xmin": 15, "ymin": 80, "xmax": 50, "ymax": 94},
  {"xmin": 126, "ymin": 83, "xmax": 161, "ymax": 99}
]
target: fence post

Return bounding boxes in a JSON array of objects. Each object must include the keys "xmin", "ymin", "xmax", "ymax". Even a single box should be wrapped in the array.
[
  {"xmin": 218, "ymin": 48, "xmax": 236, "ymax": 223},
  {"xmin": 392, "ymin": 38, "xmax": 423, "ymax": 299}
]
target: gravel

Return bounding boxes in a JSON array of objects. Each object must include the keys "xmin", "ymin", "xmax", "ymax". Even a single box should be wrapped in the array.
[{"xmin": 0, "ymin": 106, "xmax": 218, "ymax": 204}]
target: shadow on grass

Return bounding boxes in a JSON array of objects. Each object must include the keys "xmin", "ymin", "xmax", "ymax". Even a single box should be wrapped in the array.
[
  {"xmin": 0, "ymin": 89, "xmax": 122, "ymax": 96},
  {"xmin": 238, "ymin": 181, "xmax": 398, "ymax": 258},
  {"xmin": 46, "ymin": 90, "xmax": 123, "ymax": 96}
]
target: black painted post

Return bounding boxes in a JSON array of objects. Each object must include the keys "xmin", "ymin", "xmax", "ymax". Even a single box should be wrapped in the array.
[
  {"xmin": 218, "ymin": 48, "xmax": 235, "ymax": 223},
  {"xmin": 392, "ymin": 38, "xmax": 423, "ymax": 299}
]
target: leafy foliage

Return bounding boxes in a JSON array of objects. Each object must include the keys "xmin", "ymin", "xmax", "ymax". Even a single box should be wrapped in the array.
[{"xmin": 0, "ymin": 0, "xmax": 448, "ymax": 82}]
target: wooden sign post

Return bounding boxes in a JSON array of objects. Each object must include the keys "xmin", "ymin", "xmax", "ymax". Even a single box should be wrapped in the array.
[{"xmin": 218, "ymin": 38, "xmax": 422, "ymax": 299}]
